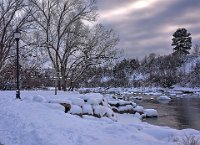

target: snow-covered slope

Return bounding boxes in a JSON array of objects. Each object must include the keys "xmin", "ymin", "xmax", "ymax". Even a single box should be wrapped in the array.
[
  {"xmin": 0, "ymin": 91, "xmax": 200, "ymax": 145},
  {"xmin": 179, "ymin": 55, "xmax": 200, "ymax": 73}
]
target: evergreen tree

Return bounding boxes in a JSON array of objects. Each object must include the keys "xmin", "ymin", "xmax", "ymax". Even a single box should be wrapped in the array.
[{"xmin": 172, "ymin": 28, "xmax": 192, "ymax": 56}]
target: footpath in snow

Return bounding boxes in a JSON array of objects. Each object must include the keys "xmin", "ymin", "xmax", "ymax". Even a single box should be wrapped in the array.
[{"xmin": 0, "ymin": 90, "xmax": 200, "ymax": 145}]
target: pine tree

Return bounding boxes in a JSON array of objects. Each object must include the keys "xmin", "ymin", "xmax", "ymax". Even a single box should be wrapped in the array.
[{"xmin": 172, "ymin": 28, "xmax": 192, "ymax": 56}]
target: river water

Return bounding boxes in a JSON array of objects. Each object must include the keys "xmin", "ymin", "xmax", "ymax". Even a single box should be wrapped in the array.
[{"xmin": 133, "ymin": 95, "xmax": 200, "ymax": 130}]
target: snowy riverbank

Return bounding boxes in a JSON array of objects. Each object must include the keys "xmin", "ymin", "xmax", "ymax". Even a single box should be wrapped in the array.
[
  {"xmin": 78, "ymin": 86, "xmax": 200, "ymax": 97},
  {"xmin": 0, "ymin": 90, "xmax": 200, "ymax": 145}
]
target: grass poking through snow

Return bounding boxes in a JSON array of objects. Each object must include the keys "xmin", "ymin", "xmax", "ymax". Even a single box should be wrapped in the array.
[{"xmin": 177, "ymin": 135, "xmax": 199, "ymax": 145}]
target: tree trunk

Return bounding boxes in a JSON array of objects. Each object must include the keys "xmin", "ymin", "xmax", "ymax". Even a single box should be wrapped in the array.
[
  {"xmin": 62, "ymin": 77, "xmax": 67, "ymax": 91},
  {"xmin": 58, "ymin": 79, "xmax": 61, "ymax": 90},
  {"xmin": 60, "ymin": 67, "xmax": 67, "ymax": 91},
  {"xmin": 68, "ymin": 80, "xmax": 74, "ymax": 91}
]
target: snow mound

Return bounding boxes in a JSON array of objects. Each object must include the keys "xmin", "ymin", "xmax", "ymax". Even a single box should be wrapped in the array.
[{"xmin": 32, "ymin": 95, "xmax": 46, "ymax": 103}]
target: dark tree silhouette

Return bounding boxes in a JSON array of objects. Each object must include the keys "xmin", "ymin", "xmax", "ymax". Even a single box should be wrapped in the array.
[{"xmin": 172, "ymin": 28, "xmax": 192, "ymax": 56}]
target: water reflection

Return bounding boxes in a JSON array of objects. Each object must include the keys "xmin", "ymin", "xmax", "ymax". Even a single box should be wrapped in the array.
[
  {"xmin": 157, "ymin": 99, "xmax": 171, "ymax": 104},
  {"xmin": 134, "ymin": 95, "xmax": 200, "ymax": 130},
  {"xmin": 175, "ymin": 98, "xmax": 200, "ymax": 130}
]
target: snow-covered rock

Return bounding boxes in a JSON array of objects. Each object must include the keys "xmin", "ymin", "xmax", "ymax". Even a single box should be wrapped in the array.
[
  {"xmin": 107, "ymin": 98, "xmax": 137, "ymax": 114},
  {"xmin": 82, "ymin": 104, "xmax": 93, "ymax": 115},
  {"xmin": 118, "ymin": 105, "xmax": 134, "ymax": 112},
  {"xmin": 93, "ymin": 105, "xmax": 107, "ymax": 117},
  {"xmin": 144, "ymin": 109, "xmax": 158, "ymax": 118},
  {"xmin": 144, "ymin": 92, "xmax": 163, "ymax": 96},
  {"xmin": 82, "ymin": 93, "xmax": 104, "ymax": 105},
  {"xmin": 69, "ymin": 105, "xmax": 82, "ymax": 115},
  {"xmin": 157, "ymin": 95, "xmax": 171, "ymax": 100},
  {"xmin": 133, "ymin": 96, "xmax": 143, "ymax": 100},
  {"xmin": 70, "ymin": 98, "xmax": 85, "ymax": 106},
  {"xmin": 108, "ymin": 100, "xmax": 119, "ymax": 106},
  {"xmin": 134, "ymin": 112, "xmax": 142, "ymax": 119},
  {"xmin": 108, "ymin": 100, "xmax": 136, "ymax": 107},
  {"xmin": 104, "ymin": 107, "xmax": 115, "ymax": 118},
  {"xmin": 134, "ymin": 106, "xmax": 144, "ymax": 113},
  {"xmin": 87, "ymin": 97, "xmax": 103, "ymax": 105}
]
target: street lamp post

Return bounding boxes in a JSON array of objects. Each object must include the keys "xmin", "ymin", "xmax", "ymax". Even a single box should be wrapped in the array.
[
  {"xmin": 55, "ymin": 72, "xmax": 61, "ymax": 95},
  {"xmin": 14, "ymin": 28, "xmax": 21, "ymax": 99}
]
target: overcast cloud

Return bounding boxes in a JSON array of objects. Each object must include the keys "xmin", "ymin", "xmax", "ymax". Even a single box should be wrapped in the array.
[{"xmin": 97, "ymin": 0, "xmax": 200, "ymax": 59}]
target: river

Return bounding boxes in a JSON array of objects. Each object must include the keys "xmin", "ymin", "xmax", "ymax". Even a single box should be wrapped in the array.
[{"xmin": 133, "ymin": 95, "xmax": 200, "ymax": 130}]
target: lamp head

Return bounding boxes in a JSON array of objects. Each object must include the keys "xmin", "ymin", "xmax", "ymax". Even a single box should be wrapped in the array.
[{"xmin": 14, "ymin": 28, "xmax": 21, "ymax": 40}]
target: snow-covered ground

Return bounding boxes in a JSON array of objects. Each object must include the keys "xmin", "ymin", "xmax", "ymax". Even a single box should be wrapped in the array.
[{"xmin": 0, "ymin": 90, "xmax": 200, "ymax": 145}]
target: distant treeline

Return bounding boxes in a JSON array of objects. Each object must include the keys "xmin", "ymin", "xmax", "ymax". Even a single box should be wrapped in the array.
[{"xmin": 1, "ymin": 51, "xmax": 200, "ymax": 90}]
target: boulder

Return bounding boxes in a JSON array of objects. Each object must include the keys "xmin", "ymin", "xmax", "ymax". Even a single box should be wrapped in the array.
[{"xmin": 60, "ymin": 103, "xmax": 71, "ymax": 113}]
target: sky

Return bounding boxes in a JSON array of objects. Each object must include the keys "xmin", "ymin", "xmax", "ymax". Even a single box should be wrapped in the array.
[{"xmin": 97, "ymin": 0, "xmax": 200, "ymax": 59}]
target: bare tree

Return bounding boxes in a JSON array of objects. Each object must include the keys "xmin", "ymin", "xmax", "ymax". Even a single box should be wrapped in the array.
[
  {"xmin": 29, "ymin": 0, "xmax": 119, "ymax": 91},
  {"xmin": 66, "ymin": 24, "xmax": 119, "ymax": 91},
  {"xmin": 0, "ymin": 0, "xmax": 32, "ymax": 72}
]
